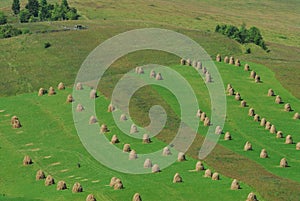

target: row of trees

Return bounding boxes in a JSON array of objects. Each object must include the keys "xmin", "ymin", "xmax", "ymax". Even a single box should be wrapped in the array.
[
  {"xmin": 12, "ymin": 0, "xmax": 79, "ymax": 23},
  {"xmin": 215, "ymin": 23, "xmax": 267, "ymax": 50}
]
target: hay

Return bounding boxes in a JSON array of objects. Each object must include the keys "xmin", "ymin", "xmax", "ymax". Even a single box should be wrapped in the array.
[
  {"xmin": 284, "ymin": 103, "xmax": 292, "ymax": 112},
  {"xmin": 275, "ymin": 95, "xmax": 282, "ymax": 104},
  {"xmin": 89, "ymin": 116, "xmax": 97, "ymax": 124},
  {"xmin": 229, "ymin": 56, "xmax": 234, "ymax": 64},
  {"xmin": 204, "ymin": 169, "xmax": 212, "ymax": 178},
  {"xmin": 109, "ymin": 177, "xmax": 118, "ymax": 187},
  {"xmin": 248, "ymin": 108, "xmax": 255, "ymax": 116},
  {"xmin": 11, "ymin": 116, "xmax": 21, "ymax": 128},
  {"xmin": 150, "ymin": 70, "xmax": 156, "ymax": 78},
  {"xmin": 45, "ymin": 175, "xmax": 55, "ymax": 186},
  {"xmin": 285, "ymin": 135, "xmax": 293, "ymax": 144},
  {"xmin": 268, "ymin": 89, "xmax": 274, "ymax": 96},
  {"xmin": 196, "ymin": 109, "xmax": 202, "ymax": 118},
  {"xmin": 111, "ymin": 135, "xmax": 119, "ymax": 144},
  {"xmin": 155, "ymin": 73, "xmax": 163, "ymax": 80},
  {"xmin": 216, "ymin": 54, "xmax": 221, "ymax": 62},
  {"xmin": 227, "ymin": 84, "xmax": 232, "ymax": 91},
  {"xmin": 143, "ymin": 158, "xmax": 152, "ymax": 168},
  {"xmin": 152, "ymin": 164, "xmax": 160, "ymax": 173},
  {"xmin": 129, "ymin": 150, "xmax": 137, "ymax": 160},
  {"xmin": 246, "ymin": 192, "xmax": 258, "ymax": 201},
  {"xmin": 120, "ymin": 114, "xmax": 127, "ymax": 121},
  {"xmin": 136, "ymin": 67, "xmax": 144, "ymax": 74},
  {"xmin": 244, "ymin": 64, "xmax": 250, "ymax": 71},
  {"xmin": 260, "ymin": 149, "xmax": 268, "ymax": 158},
  {"xmin": 192, "ymin": 60, "xmax": 197, "ymax": 67},
  {"xmin": 296, "ymin": 142, "xmax": 300, "ymax": 150},
  {"xmin": 244, "ymin": 141, "xmax": 252, "ymax": 151},
  {"xmin": 276, "ymin": 131, "xmax": 283, "ymax": 138},
  {"xmin": 48, "ymin": 87, "xmax": 56, "ymax": 95},
  {"xmin": 224, "ymin": 56, "xmax": 229, "ymax": 63},
  {"xmin": 123, "ymin": 144, "xmax": 131, "ymax": 152},
  {"xmin": 177, "ymin": 152, "xmax": 186, "ymax": 162},
  {"xmin": 36, "ymin": 170, "xmax": 45, "ymax": 180},
  {"xmin": 215, "ymin": 126, "xmax": 222, "ymax": 134},
  {"xmin": 293, "ymin": 112, "xmax": 300, "ymax": 119},
  {"xmin": 195, "ymin": 161, "xmax": 205, "ymax": 171},
  {"xmin": 270, "ymin": 125, "xmax": 276, "ymax": 134},
  {"xmin": 254, "ymin": 75, "xmax": 260, "ymax": 83},
  {"xmin": 260, "ymin": 118, "xmax": 266, "ymax": 127},
  {"xmin": 186, "ymin": 58, "xmax": 192, "ymax": 66},
  {"xmin": 254, "ymin": 114, "xmax": 260, "ymax": 122},
  {"xmin": 250, "ymin": 71, "xmax": 256, "ymax": 79},
  {"xmin": 204, "ymin": 117, "xmax": 210, "ymax": 126},
  {"xmin": 200, "ymin": 112, "xmax": 206, "ymax": 121},
  {"xmin": 76, "ymin": 104, "xmax": 84, "ymax": 112},
  {"xmin": 38, "ymin": 88, "xmax": 45, "ymax": 96},
  {"xmin": 205, "ymin": 72, "xmax": 212, "ymax": 83},
  {"xmin": 235, "ymin": 92, "xmax": 241, "ymax": 101},
  {"xmin": 114, "ymin": 179, "xmax": 123, "ymax": 190},
  {"xmin": 142, "ymin": 134, "xmax": 151, "ymax": 143},
  {"xmin": 162, "ymin": 147, "xmax": 171, "ymax": 156},
  {"xmin": 76, "ymin": 82, "xmax": 83, "ymax": 90},
  {"xmin": 90, "ymin": 89, "xmax": 97, "ymax": 99},
  {"xmin": 57, "ymin": 82, "xmax": 65, "ymax": 90},
  {"xmin": 107, "ymin": 103, "xmax": 115, "ymax": 112},
  {"xmin": 280, "ymin": 158, "xmax": 288, "ymax": 168},
  {"xmin": 57, "ymin": 181, "xmax": 67, "ymax": 190},
  {"xmin": 173, "ymin": 173, "xmax": 183, "ymax": 183},
  {"xmin": 132, "ymin": 193, "xmax": 142, "ymax": 201},
  {"xmin": 224, "ymin": 132, "xmax": 232, "ymax": 140},
  {"xmin": 72, "ymin": 182, "xmax": 83, "ymax": 193},
  {"xmin": 66, "ymin": 94, "xmax": 74, "ymax": 103},
  {"xmin": 130, "ymin": 124, "xmax": 138, "ymax": 134},
  {"xmin": 241, "ymin": 100, "xmax": 247, "ymax": 107},
  {"xmin": 23, "ymin": 155, "xmax": 32, "ymax": 165},
  {"xmin": 265, "ymin": 121, "xmax": 271, "ymax": 130},
  {"xmin": 196, "ymin": 61, "xmax": 202, "ymax": 70},
  {"xmin": 212, "ymin": 172, "xmax": 220, "ymax": 180},
  {"xmin": 235, "ymin": 59, "xmax": 240, "ymax": 67},
  {"xmin": 202, "ymin": 67, "xmax": 207, "ymax": 75},
  {"xmin": 228, "ymin": 88, "xmax": 235, "ymax": 96},
  {"xmin": 180, "ymin": 58, "xmax": 186, "ymax": 65},
  {"xmin": 231, "ymin": 179, "xmax": 240, "ymax": 190},
  {"xmin": 100, "ymin": 124, "xmax": 108, "ymax": 133},
  {"xmin": 86, "ymin": 194, "xmax": 97, "ymax": 201}
]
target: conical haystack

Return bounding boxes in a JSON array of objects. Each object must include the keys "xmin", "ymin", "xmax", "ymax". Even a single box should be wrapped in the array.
[
  {"xmin": 130, "ymin": 124, "xmax": 138, "ymax": 134},
  {"xmin": 265, "ymin": 121, "xmax": 271, "ymax": 130},
  {"xmin": 142, "ymin": 134, "xmax": 151, "ymax": 143},
  {"xmin": 150, "ymin": 70, "xmax": 156, "ymax": 78},
  {"xmin": 276, "ymin": 131, "xmax": 283, "ymax": 138},
  {"xmin": 180, "ymin": 58, "xmax": 186, "ymax": 65},
  {"xmin": 244, "ymin": 141, "xmax": 252, "ymax": 151},
  {"xmin": 66, "ymin": 94, "xmax": 74, "ymax": 103},
  {"xmin": 285, "ymin": 135, "xmax": 293, "ymax": 144},
  {"xmin": 111, "ymin": 135, "xmax": 119, "ymax": 144},
  {"xmin": 177, "ymin": 152, "xmax": 186, "ymax": 162},
  {"xmin": 100, "ymin": 124, "xmax": 108, "ymax": 133},
  {"xmin": 231, "ymin": 179, "xmax": 240, "ymax": 190},
  {"xmin": 72, "ymin": 182, "xmax": 83, "ymax": 193},
  {"xmin": 212, "ymin": 172, "xmax": 220, "ymax": 180},
  {"xmin": 260, "ymin": 149, "xmax": 268, "ymax": 158},
  {"xmin": 244, "ymin": 64, "xmax": 250, "ymax": 71},
  {"xmin": 215, "ymin": 126, "xmax": 222, "ymax": 134},
  {"xmin": 284, "ymin": 103, "xmax": 292, "ymax": 112},
  {"xmin": 205, "ymin": 72, "xmax": 212, "ymax": 83},
  {"xmin": 123, "ymin": 144, "xmax": 131, "ymax": 152},
  {"xmin": 204, "ymin": 169, "xmax": 212, "ymax": 178},
  {"xmin": 224, "ymin": 56, "xmax": 229, "ymax": 63},
  {"xmin": 155, "ymin": 73, "xmax": 163, "ymax": 80},
  {"xmin": 113, "ymin": 179, "xmax": 123, "ymax": 190},
  {"xmin": 250, "ymin": 71, "xmax": 256, "ymax": 79},
  {"xmin": 90, "ymin": 89, "xmax": 97, "ymax": 99},
  {"xmin": 129, "ymin": 150, "xmax": 137, "ymax": 160},
  {"xmin": 202, "ymin": 67, "xmax": 207, "ymax": 75},
  {"xmin": 186, "ymin": 58, "xmax": 191, "ymax": 66},
  {"xmin": 227, "ymin": 84, "xmax": 232, "ymax": 91},
  {"xmin": 196, "ymin": 109, "xmax": 202, "ymax": 118},
  {"xmin": 162, "ymin": 147, "xmax": 171, "ymax": 156},
  {"xmin": 89, "ymin": 116, "xmax": 97, "ymax": 124},
  {"xmin": 195, "ymin": 161, "xmax": 205, "ymax": 171},
  {"xmin": 275, "ymin": 95, "xmax": 282, "ymax": 104},
  {"xmin": 254, "ymin": 114, "xmax": 260, "ymax": 122},
  {"xmin": 224, "ymin": 132, "xmax": 232, "ymax": 140},
  {"xmin": 36, "ymin": 170, "xmax": 46, "ymax": 180},
  {"xmin": 229, "ymin": 56, "xmax": 234, "ymax": 64},
  {"xmin": 86, "ymin": 194, "xmax": 97, "ymax": 201},
  {"xmin": 107, "ymin": 103, "xmax": 115, "ymax": 112},
  {"xmin": 76, "ymin": 82, "xmax": 83, "ymax": 90},
  {"xmin": 241, "ymin": 100, "xmax": 247, "ymax": 107},
  {"xmin": 254, "ymin": 75, "xmax": 260, "ymax": 83},
  {"xmin": 57, "ymin": 181, "xmax": 67, "ymax": 190},
  {"xmin": 235, "ymin": 92, "xmax": 241, "ymax": 101},
  {"xmin": 152, "ymin": 164, "xmax": 160, "ymax": 173},
  {"xmin": 200, "ymin": 112, "xmax": 206, "ymax": 121},
  {"xmin": 143, "ymin": 158, "xmax": 152, "ymax": 168},
  {"xmin": 109, "ymin": 177, "xmax": 118, "ymax": 187},
  {"xmin": 204, "ymin": 117, "xmax": 210, "ymax": 126},
  {"xmin": 58, "ymin": 82, "xmax": 65, "ymax": 90},
  {"xmin": 235, "ymin": 59, "xmax": 240, "ymax": 66},
  {"xmin": 48, "ymin": 87, "xmax": 56, "ymax": 95},
  {"xmin": 38, "ymin": 88, "xmax": 45, "ymax": 96},
  {"xmin": 23, "ymin": 155, "xmax": 32, "ymax": 165},
  {"xmin": 293, "ymin": 112, "xmax": 300, "ymax": 119},
  {"xmin": 296, "ymin": 142, "xmax": 300, "ymax": 150},
  {"xmin": 246, "ymin": 192, "xmax": 258, "ymax": 201},
  {"xmin": 76, "ymin": 104, "xmax": 84, "ymax": 112},
  {"xmin": 228, "ymin": 87, "xmax": 235, "ymax": 96},
  {"xmin": 260, "ymin": 118, "xmax": 266, "ymax": 126},
  {"xmin": 173, "ymin": 173, "xmax": 183, "ymax": 183},
  {"xmin": 120, "ymin": 114, "xmax": 127, "ymax": 121},
  {"xmin": 268, "ymin": 89, "xmax": 274, "ymax": 96},
  {"xmin": 270, "ymin": 125, "xmax": 276, "ymax": 134},
  {"xmin": 280, "ymin": 158, "xmax": 288, "ymax": 168},
  {"xmin": 216, "ymin": 54, "xmax": 221, "ymax": 62},
  {"xmin": 45, "ymin": 175, "xmax": 54, "ymax": 186},
  {"xmin": 248, "ymin": 108, "xmax": 255, "ymax": 116},
  {"xmin": 132, "ymin": 193, "xmax": 142, "ymax": 201}
]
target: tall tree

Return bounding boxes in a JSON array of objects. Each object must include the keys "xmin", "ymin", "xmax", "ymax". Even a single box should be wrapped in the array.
[
  {"xmin": 0, "ymin": 12, "xmax": 7, "ymax": 25},
  {"xmin": 12, "ymin": 0, "xmax": 20, "ymax": 15},
  {"xmin": 38, "ymin": 0, "xmax": 50, "ymax": 21},
  {"xmin": 25, "ymin": 0, "xmax": 40, "ymax": 17}
]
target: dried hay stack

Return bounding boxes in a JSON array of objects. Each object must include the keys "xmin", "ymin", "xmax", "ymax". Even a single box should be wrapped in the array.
[
  {"xmin": 135, "ymin": 67, "xmax": 144, "ymax": 74},
  {"xmin": 254, "ymin": 75, "xmax": 260, "ymax": 83},
  {"xmin": 275, "ymin": 95, "xmax": 282, "ymax": 104},
  {"xmin": 90, "ymin": 89, "xmax": 97, "ymax": 99},
  {"xmin": 66, "ymin": 94, "xmax": 74, "ymax": 103},
  {"xmin": 195, "ymin": 161, "xmax": 205, "ymax": 171},
  {"xmin": 293, "ymin": 112, "xmax": 300, "ymax": 119},
  {"xmin": 177, "ymin": 152, "xmax": 186, "ymax": 162},
  {"xmin": 107, "ymin": 103, "xmax": 115, "ymax": 112},
  {"xmin": 155, "ymin": 73, "xmax": 163, "ymax": 80},
  {"xmin": 260, "ymin": 149, "xmax": 268, "ymax": 158},
  {"xmin": 45, "ymin": 175, "xmax": 55, "ymax": 186},
  {"xmin": 76, "ymin": 82, "xmax": 83, "ymax": 90},
  {"xmin": 143, "ymin": 158, "xmax": 152, "ymax": 168},
  {"xmin": 276, "ymin": 131, "xmax": 283, "ymax": 138},
  {"xmin": 129, "ymin": 150, "xmax": 137, "ymax": 160},
  {"xmin": 224, "ymin": 56, "xmax": 229, "ymax": 63},
  {"xmin": 162, "ymin": 147, "xmax": 171, "ymax": 156},
  {"xmin": 186, "ymin": 58, "xmax": 192, "ymax": 66},
  {"xmin": 152, "ymin": 164, "xmax": 160, "ymax": 173},
  {"xmin": 36, "ymin": 170, "xmax": 45, "ymax": 180},
  {"xmin": 231, "ymin": 179, "xmax": 240, "ymax": 190},
  {"xmin": 180, "ymin": 58, "xmax": 186, "ymax": 65},
  {"xmin": 120, "ymin": 114, "xmax": 127, "ymax": 121},
  {"xmin": 246, "ymin": 192, "xmax": 258, "ymax": 201},
  {"xmin": 296, "ymin": 142, "xmax": 300, "ymax": 150},
  {"xmin": 204, "ymin": 117, "xmax": 210, "ymax": 126},
  {"xmin": 265, "ymin": 122, "xmax": 271, "ymax": 130},
  {"xmin": 72, "ymin": 182, "xmax": 83, "ymax": 193},
  {"xmin": 205, "ymin": 72, "xmax": 212, "ymax": 83},
  {"xmin": 244, "ymin": 64, "xmax": 250, "ymax": 71},
  {"xmin": 227, "ymin": 84, "xmax": 232, "ymax": 91},
  {"xmin": 270, "ymin": 125, "xmax": 276, "ymax": 134},
  {"xmin": 216, "ymin": 54, "xmax": 221, "ymax": 62},
  {"xmin": 215, "ymin": 126, "xmax": 222, "ymax": 134},
  {"xmin": 244, "ymin": 141, "xmax": 252, "ymax": 151},
  {"xmin": 100, "ymin": 124, "xmax": 108, "ymax": 133},
  {"xmin": 76, "ymin": 104, "xmax": 84, "ymax": 112},
  {"xmin": 150, "ymin": 70, "xmax": 156, "ymax": 78},
  {"xmin": 192, "ymin": 60, "xmax": 197, "ymax": 67},
  {"xmin": 260, "ymin": 118, "xmax": 266, "ymax": 126},
  {"xmin": 38, "ymin": 88, "xmax": 45, "ymax": 96},
  {"xmin": 113, "ymin": 179, "xmax": 123, "ymax": 190},
  {"xmin": 57, "ymin": 181, "xmax": 67, "ymax": 190},
  {"xmin": 229, "ymin": 56, "xmax": 234, "ymax": 64},
  {"xmin": 132, "ymin": 193, "xmax": 142, "ymax": 201},
  {"xmin": 196, "ymin": 109, "xmax": 202, "ymax": 118},
  {"xmin": 204, "ymin": 169, "xmax": 212, "ymax": 178},
  {"xmin": 235, "ymin": 92, "xmax": 241, "ymax": 101},
  {"xmin": 200, "ymin": 112, "xmax": 206, "ymax": 121},
  {"xmin": 254, "ymin": 114, "xmax": 260, "ymax": 122},
  {"xmin": 48, "ymin": 87, "xmax": 56, "ymax": 95},
  {"xmin": 248, "ymin": 108, "xmax": 255, "ymax": 116},
  {"xmin": 142, "ymin": 134, "xmax": 151, "ymax": 143},
  {"xmin": 89, "ymin": 116, "xmax": 97, "ymax": 124},
  {"xmin": 23, "ymin": 155, "xmax": 32, "ymax": 165},
  {"xmin": 111, "ymin": 135, "xmax": 119, "ymax": 144},
  {"xmin": 11, "ymin": 116, "xmax": 21, "ymax": 128},
  {"xmin": 285, "ymin": 135, "xmax": 293, "ymax": 144},
  {"xmin": 123, "ymin": 144, "xmax": 131, "ymax": 152},
  {"xmin": 196, "ymin": 61, "xmax": 202, "ymax": 70},
  {"xmin": 202, "ymin": 67, "xmax": 207, "ymax": 75},
  {"xmin": 268, "ymin": 89, "xmax": 274, "ymax": 96},
  {"xmin": 228, "ymin": 87, "xmax": 235, "ymax": 96},
  {"xmin": 57, "ymin": 82, "xmax": 65, "ymax": 90},
  {"xmin": 86, "ymin": 194, "xmax": 97, "ymax": 201},
  {"xmin": 173, "ymin": 173, "xmax": 183, "ymax": 183},
  {"xmin": 284, "ymin": 103, "xmax": 292, "ymax": 112},
  {"xmin": 212, "ymin": 172, "xmax": 220, "ymax": 180},
  {"xmin": 250, "ymin": 71, "xmax": 256, "ymax": 79},
  {"xmin": 235, "ymin": 59, "xmax": 240, "ymax": 66},
  {"xmin": 224, "ymin": 132, "xmax": 232, "ymax": 140},
  {"xmin": 280, "ymin": 158, "xmax": 288, "ymax": 168},
  {"xmin": 241, "ymin": 100, "xmax": 247, "ymax": 107},
  {"xmin": 130, "ymin": 124, "xmax": 138, "ymax": 134},
  {"xmin": 109, "ymin": 177, "xmax": 118, "ymax": 187}
]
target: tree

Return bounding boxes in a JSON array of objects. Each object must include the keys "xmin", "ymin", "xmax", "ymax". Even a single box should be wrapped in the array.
[
  {"xmin": 61, "ymin": 0, "xmax": 69, "ymax": 9},
  {"xmin": 38, "ymin": 0, "xmax": 51, "ymax": 21},
  {"xmin": 25, "ymin": 0, "xmax": 40, "ymax": 17},
  {"xmin": 12, "ymin": 0, "xmax": 20, "ymax": 15},
  {"xmin": 51, "ymin": 3, "xmax": 62, "ymax": 21},
  {"xmin": 0, "ymin": 12, "xmax": 7, "ymax": 25},
  {"xmin": 19, "ymin": 9, "xmax": 31, "ymax": 23},
  {"xmin": 66, "ymin": 7, "xmax": 79, "ymax": 20}
]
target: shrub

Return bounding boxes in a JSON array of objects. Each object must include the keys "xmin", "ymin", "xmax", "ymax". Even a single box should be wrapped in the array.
[
  {"xmin": 0, "ymin": 12, "xmax": 7, "ymax": 25},
  {"xmin": 44, "ymin": 42, "xmax": 51, "ymax": 48}
]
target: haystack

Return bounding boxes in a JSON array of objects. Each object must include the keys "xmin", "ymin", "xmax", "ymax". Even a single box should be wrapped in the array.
[
  {"xmin": 224, "ymin": 132, "xmax": 232, "ymax": 140},
  {"xmin": 177, "ymin": 152, "xmax": 186, "ymax": 162},
  {"xmin": 11, "ymin": 116, "xmax": 21, "ymax": 128},
  {"xmin": 260, "ymin": 118, "xmax": 266, "ymax": 126},
  {"xmin": 229, "ymin": 56, "xmax": 234, "ymax": 64},
  {"xmin": 150, "ymin": 70, "xmax": 156, "ymax": 78},
  {"xmin": 11, "ymin": 116, "xmax": 18, "ymax": 125},
  {"xmin": 235, "ymin": 92, "xmax": 241, "ymax": 101},
  {"xmin": 268, "ymin": 89, "xmax": 274, "ymax": 96},
  {"xmin": 123, "ymin": 144, "xmax": 131, "ymax": 152},
  {"xmin": 113, "ymin": 180, "xmax": 123, "ymax": 190},
  {"xmin": 227, "ymin": 84, "xmax": 232, "ymax": 91},
  {"xmin": 235, "ymin": 59, "xmax": 240, "ymax": 67},
  {"xmin": 280, "ymin": 158, "xmax": 288, "ymax": 168},
  {"xmin": 224, "ymin": 56, "xmax": 229, "ymax": 63},
  {"xmin": 152, "ymin": 164, "xmax": 160, "ymax": 173},
  {"xmin": 276, "ymin": 131, "xmax": 283, "ymax": 138},
  {"xmin": 155, "ymin": 73, "xmax": 163, "ymax": 80},
  {"xmin": 57, "ymin": 181, "xmax": 67, "ymax": 190},
  {"xmin": 186, "ymin": 58, "xmax": 191, "ymax": 66},
  {"xmin": 204, "ymin": 169, "xmax": 212, "ymax": 178},
  {"xmin": 215, "ymin": 126, "xmax": 222, "ymax": 134},
  {"xmin": 109, "ymin": 177, "xmax": 118, "ymax": 187},
  {"xmin": 260, "ymin": 149, "xmax": 268, "ymax": 158},
  {"xmin": 201, "ymin": 67, "xmax": 207, "ymax": 75},
  {"xmin": 275, "ymin": 95, "xmax": 282, "ymax": 104},
  {"xmin": 228, "ymin": 87, "xmax": 235, "ymax": 96},
  {"xmin": 216, "ymin": 54, "xmax": 221, "ymax": 62},
  {"xmin": 136, "ymin": 67, "xmax": 144, "ymax": 74},
  {"xmin": 162, "ymin": 147, "xmax": 171, "ymax": 156},
  {"xmin": 57, "ymin": 82, "xmax": 65, "ymax": 90},
  {"xmin": 285, "ymin": 135, "xmax": 293, "ymax": 144},
  {"xmin": 195, "ymin": 161, "xmax": 205, "ymax": 171},
  {"xmin": 143, "ymin": 158, "xmax": 152, "ymax": 168},
  {"xmin": 23, "ymin": 155, "xmax": 32, "ymax": 165},
  {"xmin": 212, "ymin": 172, "xmax": 220, "ymax": 180},
  {"xmin": 270, "ymin": 125, "xmax": 276, "ymax": 134},
  {"xmin": 265, "ymin": 122, "xmax": 271, "ymax": 130},
  {"xmin": 66, "ymin": 94, "xmax": 74, "ymax": 103},
  {"xmin": 120, "ymin": 114, "xmax": 127, "ymax": 121},
  {"xmin": 90, "ymin": 89, "xmax": 97, "ymax": 99},
  {"xmin": 107, "ymin": 103, "xmax": 115, "ymax": 112},
  {"xmin": 76, "ymin": 104, "xmax": 84, "ymax": 112},
  {"xmin": 254, "ymin": 114, "xmax": 260, "ymax": 122},
  {"xmin": 72, "ymin": 182, "xmax": 83, "ymax": 193},
  {"xmin": 86, "ymin": 194, "xmax": 97, "ymax": 201},
  {"xmin": 45, "ymin": 175, "xmax": 54, "ymax": 186},
  {"xmin": 244, "ymin": 64, "xmax": 250, "ymax": 71},
  {"xmin": 250, "ymin": 71, "xmax": 256, "ymax": 79},
  {"xmin": 111, "ymin": 135, "xmax": 119, "ymax": 144},
  {"xmin": 248, "ymin": 108, "xmax": 255, "ymax": 116},
  {"xmin": 76, "ymin": 82, "xmax": 83, "ymax": 90},
  {"xmin": 36, "ymin": 170, "xmax": 45, "ymax": 180},
  {"xmin": 132, "ymin": 193, "xmax": 142, "ymax": 201},
  {"xmin": 204, "ymin": 117, "xmax": 210, "ymax": 126},
  {"xmin": 205, "ymin": 72, "xmax": 212, "ymax": 83},
  {"xmin": 130, "ymin": 124, "xmax": 138, "ymax": 134},
  {"xmin": 142, "ymin": 134, "xmax": 151, "ymax": 143},
  {"xmin": 192, "ymin": 60, "xmax": 197, "ymax": 67},
  {"xmin": 173, "ymin": 173, "xmax": 183, "ymax": 183},
  {"xmin": 293, "ymin": 112, "xmax": 300, "ymax": 119},
  {"xmin": 180, "ymin": 58, "xmax": 186, "ymax": 65},
  {"xmin": 244, "ymin": 141, "xmax": 252, "ymax": 151},
  {"xmin": 38, "ymin": 88, "xmax": 45, "ymax": 96},
  {"xmin": 231, "ymin": 179, "xmax": 240, "ymax": 190},
  {"xmin": 241, "ymin": 100, "xmax": 247, "ymax": 107},
  {"xmin": 196, "ymin": 109, "xmax": 202, "ymax": 118},
  {"xmin": 296, "ymin": 142, "xmax": 300, "ymax": 150},
  {"xmin": 284, "ymin": 103, "xmax": 292, "ymax": 112},
  {"xmin": 48, "ymin": 87, "xmax": 56, "ymax": 95},
  {"xmin": 254, "ymin": 75, "xmax": 260, "ymax": 83},
  {"xmin": 246, "ymin": 192, "xmax": 258, "ymax": 201},
  {"xmin": 196, "ymin": 61, "xmax": 202, "ymax": 70},
  {"xmin": 89, "ymin": 116, "xmax": 97, "ymax": 124},
  {"xmin": 200, "ymin": 112, "xmax": 206, "ymax": 121},
  {"xmin": 129, "ymin": 150, "xmax": 137, "ymax": 160},
  {"xmin": 100, "ymin": 124, "xmax": 108, "ymax": 133}
]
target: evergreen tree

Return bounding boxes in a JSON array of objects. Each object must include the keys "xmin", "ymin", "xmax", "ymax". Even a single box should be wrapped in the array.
[
  {"xmin": 12, "ymin": 0, "xmax": 20, "ymax": 15},
  {"xmin": 0, "ymin": 12, "xmax": 7, "ymax": 25},
  {"xmin": 25, "ymin": 0, "xmax": 40, "ymax": 17}
]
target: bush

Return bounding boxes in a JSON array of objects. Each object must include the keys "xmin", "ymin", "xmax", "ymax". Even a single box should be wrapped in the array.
[
  {"xmin": 44, "ymin": 42, "xmax": 51, "ymax": 48},
  {"xmin": 245, "ymin": 48, "xmax": 251, "ymax": 54},
  {"xmin": 0, "ymin": 25, "xmax": 22, "ymax": 39},
  {"xmin": 0, "ymin": 12, "xmax": 7, "ymax": 25}
]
